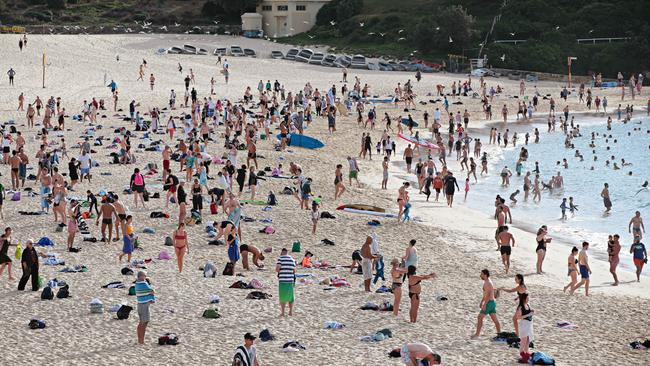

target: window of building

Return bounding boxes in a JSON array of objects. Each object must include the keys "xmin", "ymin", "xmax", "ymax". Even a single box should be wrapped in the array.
[
  {"xmin": 262, "ymin": 5, "xmax": 272, "ymax": 11},
  {"xmin": 296, "ymin": 5, "xmax": 306, "ymax": 11},
  {"xmin": 277, "ymin": 5, "xmax": 288, "ymax": 11}
]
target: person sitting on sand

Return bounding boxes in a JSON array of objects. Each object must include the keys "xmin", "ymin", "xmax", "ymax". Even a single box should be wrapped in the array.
[
  {"xmin": 399, "ymin": 342, "xmax": 441, "ymax": 365},
  {"xmin": 240, "ymin": 243, "xmax": 265, "ymax": 270}
]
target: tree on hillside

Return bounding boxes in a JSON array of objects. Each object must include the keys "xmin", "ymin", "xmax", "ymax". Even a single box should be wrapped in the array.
[
  {"xmin": 413, "ymin": 5, "xmax": 475, "ymax": 54},
  {"xmin": 316, "ymin": 0, "xmax": 363, "ymax": 26},
  {"xmin": 47, "ymin": 0, "xmax": 65, "ymax": 10},
  {"xmin": 213, "ymin": 0, "xmax": 260, "ymax": 16}
]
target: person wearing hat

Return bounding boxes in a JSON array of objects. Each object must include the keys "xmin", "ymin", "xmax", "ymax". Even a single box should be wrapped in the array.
[
  {"xmin": 17, "ymin": 239, "xmax": 39, "ymax": 291},
  {"xmin": 238, "ymin": 333, "xmax": 260, "ymax": 366}
]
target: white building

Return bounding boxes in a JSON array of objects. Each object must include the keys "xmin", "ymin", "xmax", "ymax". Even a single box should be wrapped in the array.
[{"xmin": 256, "ymin": 0, "xmax": 331, "ymax": 38}]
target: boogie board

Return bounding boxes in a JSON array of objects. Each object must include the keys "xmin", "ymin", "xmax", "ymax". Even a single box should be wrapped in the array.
[
  {"xmin": 342, "ymin": 208, "xmax": 397, "ymax": 218},
  {"xmin": 401, "ymin": 118, "xmax": 419, "ymax": 128},
  {"xmin": 276, "ymin": 134, "xmax": 324, "ymax": 149},
  {"xmin": 337, "ymin": 204, "xmax": 386, "ymax": 213},
  {"xmin": 398, "ymin": 133, "xmax": 439, "ymax": 150}
]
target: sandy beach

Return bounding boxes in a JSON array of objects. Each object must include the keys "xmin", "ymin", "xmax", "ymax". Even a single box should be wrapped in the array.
[{"xmin": 0, "ymin": 34, "xmax": 649, "ymax": 365}]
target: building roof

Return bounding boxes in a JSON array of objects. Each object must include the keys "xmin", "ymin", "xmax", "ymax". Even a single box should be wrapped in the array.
[{"xmin": 241, "ymin": 12, "xmax": 263, "ymax": 19}]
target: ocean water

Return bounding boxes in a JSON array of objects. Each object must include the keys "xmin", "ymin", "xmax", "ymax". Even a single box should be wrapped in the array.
[{"xmin": 467, "ymin": 114, "xmax": 650, "ymax": 264}]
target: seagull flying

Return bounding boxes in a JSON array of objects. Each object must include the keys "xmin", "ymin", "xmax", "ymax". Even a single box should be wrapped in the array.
[
  {"xmin": 379, "ymin": 33, "xmax": 385, "ymax": 37},
  {"xmin": 435, "ymin": 27, "xmax": 440, "ymax": 31},
  {"xmin": 308, "ymin": 35, "xmax": 315, "ymax": 39},
  {"xmin": 330, "ymin": 20, "xmax": 337, "ymax": 26},
  {"xmin": 509, "ymin": 32, "xmax": 515, "ymax": 36},
  {"xmin": 359, "ymin": 22, "xmax": 365, "ymax": 27},
  {"xmin": 213, "ymin": 20, "xmax": 220, "ymax": 25},
  {"xmin": 449, "ymin": 36, "xmax": 453, "ymax": 43},
  {"xmin": 588, "ymin": 29, "xmax": 594, "ymax": 33},
  {"xmin": 368, "ymin": 32, "xmax": 375, "ymax": 35},
  {"xmin": 398, "ymin": 29, "xmax": 404, "ymax": 33},
  {"xmin": 160, "ymin": 26, "xmax": 168, "ymax": 31},
  {"xmin": 500, "ymin": 54, "xmax": 506, "ymax": 61},
  {"xmin": 174, "ymin": 22, "xmax": 181, "ymax": 27},
  {"xmin": 555, "ymin": 26, "xmax": 560, "ymax": 30},
  {"xmin": 397, "ymin": 37, "xmax": 406, "ymax": 41}
]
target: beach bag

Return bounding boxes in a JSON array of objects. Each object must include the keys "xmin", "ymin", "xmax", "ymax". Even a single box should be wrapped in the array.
[
  {"xmin": 116, "ymin": 305, "xmax": 133, "ymax": 320},
  {"xmin": 164, "ymin": 236, "xmax": 173, "ymax": 246},
  {"xmin": 531, "ymin": 352, "xmax": 555, "ymax": 365},
  {"xmin": 259, "ymin": 329, "xmax": 276, "ymax": 342},
  {"xmin": 37, "ymin": 237, "xmax": 54, "ymax": 247},
  {"xmin": 121, "ymin": 267, "xmax": 134, "ymax": 276},
  {"xmin": 41, "ymin": 286, "xmax": 54, "ymax": 300},
  {"xmin": 267, "ymin": 193, "xmax": 277, "ymax": 206},
  {"xmin": 222, "ymin": 262, "xmax": 234, "ymax": 276},
  {"xmin": 56, "ymin": 285, "xmax": 70, "ymax": 299},
  {"xmin": 89, "ymin": 299, "xmax": 104, "ymax": 314},
  {"xmin": 159, "ymin": 333, "xmax": 180, "ymax": 345},
  {"xmin": 128, "ymin": 285, "xmax": 136, "ymax": 296},
  {"xmin": 12, "ymin": 192, "xmax": 21, "ymax": 201},
  {"xmin": 15, "ymin": 243, "xmax": 22, "ymax": 260},
  {"xmin": 292, "ymin": 241, "xmax": 301, "ymax": 253},
  {"xmin": 210, "ymin": 202, "xmax": 218, "ymax": 214},
  {"xmin": 28, "ymin": 319, "xmax": 46, "ymax": 329},
  {"xmin": 202, "ymin": 308, "xmax": 221, "ymax": 319},
  {"xmin": 134, "ymin": 173, "xmax": 144, "ymax": 186}
]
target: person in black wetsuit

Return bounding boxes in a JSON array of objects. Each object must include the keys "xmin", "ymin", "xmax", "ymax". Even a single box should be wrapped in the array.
[
  {"xmin": 443, "ymin": 171, "xmax": 460, "ymax": 207},
  {"xmin": 18, "ymin": 239, "xmax": 39, "ymax": 291}
]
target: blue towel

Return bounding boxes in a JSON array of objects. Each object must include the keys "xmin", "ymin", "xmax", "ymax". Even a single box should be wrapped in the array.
[{"xmin": 373, "ymin": 256, "xmax": 385, "ymax": 284}]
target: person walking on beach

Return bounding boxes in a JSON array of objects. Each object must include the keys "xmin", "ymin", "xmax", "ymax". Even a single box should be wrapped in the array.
[
  {"xmin": 276, "ymin": 248, "xmax": 296, "ymax": 316},
  {"xmin": 130, "ymin": 168, "xmax": 146, "ymax": 209},
  {"xmin": 17, "ymin": 239, "xmax": 39, "ymax": 291},
  {"xmin": 570, "ymin": 241, "xmax": 591, "ymax": 296},
  {"xmin": 472, "ymin": 269, "xmax": 501, "ymax": 338},
  {"xmin": 629, "ymin": 211, "xmax": 645, "ymax": 239},
  {"xmin": 497, "ymin": 226, "xmax": 515, "ymax": 274},
  {"xmin": 397, "ymin": 182, "xmax": 410, "ymax": 221},
  {"xmin": 7, "ymin": 68, "xmax": 16, "ymax": 86},
  {"xmin": 443, "ymin": 171, "xmax": 460, "ymax": 207},
  {"xmin": 497, "ymin": 274, "xmax": 527, "ymax": 336},
  {"xmin": 135, "ymin": 271, "xmax": 155, "ymax": 345},
  {"xmin": 607, "ymin": 234, "xmax": 621, "ymax": 286},
  {"xmin": 406, "ymin": 265, "xmax": 437, "ymax": 323},
  {"xmin": 563, "ymin": 246, "xmax": 579, "ymax": 292},
  {"xmin": 0, "ymin": 227, "xmax": 15, "ymax": 280},
  {"xmin": 601, "ymin": 183, "xmax": 612, "ymax": 213},
  {"xmin": 149, "ymin": 73, "xmax": 155, "ymax": 90},
  {"xmin": 535, "ymin": 225, "xmax": 551, "ymax": 274},
  {"xmin": 235, "ymin": 333, "xmax": 261, "ymax": 366},
  {"xmin": 630, "ymin": 235, "xmax": 647, "ymax": 282}
]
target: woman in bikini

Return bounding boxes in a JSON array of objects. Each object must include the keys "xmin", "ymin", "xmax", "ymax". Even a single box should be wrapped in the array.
[
  {"xmin": 390, "ymin": 259, "xmax": 408, "ymax": 316},
  {"xmin": 407, "ymin": 265, "xmax": 437, "ymax": 323},
  {"xmin": 334, "ymin": 164, "xmax": 345, "ymax": 200},
  {"xmin": 515, "ymin": 293, "xmax": 535, "ymax": 363},
  {"xmin": 535, "ymin": 225, "xmax": 551, "ymax": 274},
  {"xmin": 172, "ymin": 223, "xmax": 189, "ymax": 273},
  {"xmin": 497, "ymin": 274, "xmax": 528, "ymax": 336},
  {"xmin": 563, "ymin": 246, "xmax": 579, "ymax": 292}
]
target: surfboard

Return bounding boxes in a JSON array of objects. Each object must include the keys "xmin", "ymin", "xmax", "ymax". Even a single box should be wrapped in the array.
[
  {"xmin": 397, "ymin": 133, "xmax": 440, "ymax": 150},
  {"xmin": 336, "ymin": 204, "xmax": 386, "ymax": 213},
  {"xmin": 276, "ymin": 134, "xmax": 325, "ymax": 149},
  {"xmin": 401, "ymin": 118, "xmax": 419, "ymax": 127},
  {"xmin": 342, "ymin": 208, "xmax": 397, "ymax": 218}
]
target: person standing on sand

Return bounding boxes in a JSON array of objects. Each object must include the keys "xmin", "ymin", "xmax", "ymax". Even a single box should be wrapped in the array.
[
  {"xmin": 0, "ymin": 227, "xmax": 15, "ymax": 281},
  {"xmin": 17, "ymin": 239, "xmax": 39, "ymax": 291},
  {"xmin": 149, "ymin": 73, "xmax": 155, "ymax": 90},
  {"xmin": 630, "ymin": 235, "xmax": 647, "ymax": 282},
  {"xmin": 403, "ymin": 144, "xmax": 414, "ymax": 173},
  {"xmin": 563, "ymin": 246, "xmax": 579, "ymax": 292},
  {"xmin": 406, "ymin": 265, "xmax": 437, "ymax": 323},
  {"xmin": 381, "ymin": 156, "xmax": 389, "ymax": 189},
  {"xmin": 629, "ymin": 211, "xmax": 645, "ymax": 239},
  {"xmin": 172, "ymin": 222, "xmax": 189, "ymax": 273},
  {"xmin": 135, "ymin": 271, "xmax": 155, "ymax": 345},
  {"xmin": 497, "ymin": 274, "xmax": 527, "ymax": 336},
  {"xmin": 390, "ymin": 259, "xmax": 407, "ymax": 316},
  {"xmin": 443, "ymin": 171, "xmax": 460, "ymax": 207},
  {"xmin": 607, "ymin": 234, "xmax": 621, "ymax": 286},
  {"xmin": 334, "ymin": 164, "xmax": 345, "ymax": 199},
  {"xmin": 570, "ymin": 241, "xmax": 591, "ymax": 296},
  {"xmin": 7, "ymin": 68, "xmax": 16, "ymax": 86},
  {"xmin": 360, "ymin": 236, "xmax": 378, "ymax": 292},
  {"xmin": 535, "ymin": 225, "xmax": 551, "ymax": 274},
  {"xmin": 472, "ymin": 269, "xmax": 501, "ymax": 338},
  {"xmin": 96, "ymin": 196, "xmax": 118, "ymax": 243},
  {"xmin": 276, "ymin": 248, "xmax": 296, "ymax": 317},
  {"xmin": 118, "ymin": 215, "xmax": 135, "ymax": 263},
  {"xmin": 601, "ymin": 183, "xmax": 612, "ymax": 213}
]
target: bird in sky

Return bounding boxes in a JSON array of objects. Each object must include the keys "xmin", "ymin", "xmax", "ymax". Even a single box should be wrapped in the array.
[
  {"xmin": 398, "ymin": 29, "xmax": 404, "ymax": 33},
  {"xmin": 379, "ymin": 33, "xmax": 386, "ymax": 37},
  {"xmin": 435, "ymin": 27, "xmax": 440, "ymax": 31},
  {"xmin": 359, "ymin": 22, "xmax": 365, "ymax": 27},
  {"xmin": 308, "ymin": 35, "xmax": 315, "ymax": 39},
  {"xmin": 174, "ymin": 23, "xmax": 181, "ymax": 27},
  {"xmin": 509, "ymin": 32, "xmax": 515, "ymax": 36},
  {"xmin": 555, "ymin": 26, "xmax": 560, "ymax": 30},
  {"xmin": 160, "ymin": 26, "xmax": 168, "ymax": 31},
  {"xmin": 449, "ymin": 36, "xmax": 453, "ymax": 43},
  {"xmin": 398, "ymin": 37, "xmax": 406, "ymax": 41},
  {"xmin": 330, "ymin": 20, "xmax": 337, "ymax": 26},
  {"xmin": 500, "ymin": 54, "xmax": 506, "ymax": 61},
  {"xmin": 213, "ymin": 20, "xmax": 220, "ymax": 25},
  {"xmin": 368, "ymin": 32, "xmax": 375, "ymax": 35}
]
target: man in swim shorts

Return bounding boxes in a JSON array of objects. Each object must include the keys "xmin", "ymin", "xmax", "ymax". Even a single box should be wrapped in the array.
[
  {"xmin": 629, "ymin": 211, "xmax": 645, "ymax": 240},
  {"xmin": 570, "ymin": 242, "xmax": 591, "ymax": 296},
  {"xmin": 630, "ymin": 235, "xmax": 647, "ymax": 282},
  {"xmin": 497, "ymin": 226, "xmax": 515, "ymax": 274},
  {"xmin": 472, "ymin": 269, "xmax": 501, "ymax": 338}
]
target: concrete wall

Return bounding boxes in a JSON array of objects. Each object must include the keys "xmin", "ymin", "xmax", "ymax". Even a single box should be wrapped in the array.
[{"xmin": 256, "ymin": 0, "xmax": 330, "ymax": 37}]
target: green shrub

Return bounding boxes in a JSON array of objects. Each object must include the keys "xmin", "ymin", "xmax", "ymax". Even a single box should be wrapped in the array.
[{"xmin": 46, "ymin": 0, "xmax": 65, "ymax": 10}]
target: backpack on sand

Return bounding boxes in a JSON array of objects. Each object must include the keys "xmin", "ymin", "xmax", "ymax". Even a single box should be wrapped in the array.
[
  {"xmin": 41, "ymin": 286, "xmax": 54, "ymax": 300},
  {"xmin": 222, "ymin": 262, "xmax": 234, "ymax": 276}
]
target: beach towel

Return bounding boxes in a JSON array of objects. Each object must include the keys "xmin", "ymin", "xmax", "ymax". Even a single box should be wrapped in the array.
[
  {"xmin": 233, "ymin": 345, "xmax": 252, "ymax": 366},
  {"xmin": 121, "ymin": 267, "xmax": 134, "ymax": 276},
  {"xmin": 11, "ymin": 192, "xmax": 20, "ymax": 201},
  {"xmin": 209, "ymin": 294, "xmax": 220, "ymax": 304},
  {"xmin": 158, "ymin": 250, "xmax": 172, "ymax": 260},
  {"xmin": 324, "ymin": 320, "xmax": 345, "ymax": 329},
  {"xmin": 143, "ymin": 227, "xmax": 156, "ymax": 234},
  {"xmin": 556, "ymin": 320, "xmax": 578, "ymax": 330},
  {"xmin": 102, "ymin": 281, "xmax": 125, "ymax": 289},
  {"xmin": 37, "ymin": 237, "xmax": 55, "ymax": 246},
  {"xmin": 259, "ymin": 329, "xmax": 275, "ymax": 342},
  {"xmin": 158, "ymin": 333, "xmax": 180, "ymax": 346},
  {"xmin": 246, "ymin": 291, "xmax": 271, "ymax": 300}
]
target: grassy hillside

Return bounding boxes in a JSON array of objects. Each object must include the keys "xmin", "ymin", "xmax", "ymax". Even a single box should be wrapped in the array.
[{"xmin": 283, "ymin": 0, "xmax": 650, "ymax": 76}]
